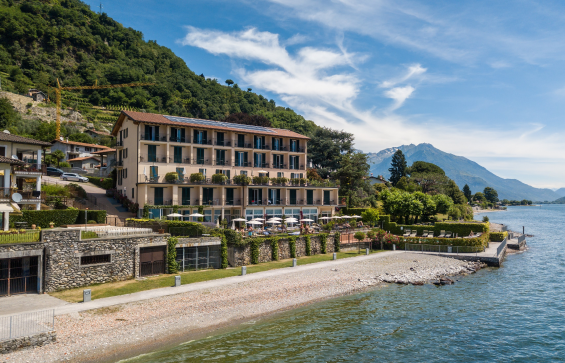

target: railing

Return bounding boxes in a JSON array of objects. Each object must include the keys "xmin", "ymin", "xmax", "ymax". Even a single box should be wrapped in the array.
[
  {"xmin": 0, "ymin": 189, "xmax": 44, "ymax": 202},
  {"xmin": 0, "ymin": 231, "xmax": 41, "ymax": 245},
  {"xmin": 496, "ymin": 237, "xmax": 507, "ymax": 257},
  {"xmin": 517, "ymin": 235, "xmax": 526, "ymax": 244},
  {"xmin": 234, "ymin": 161, "xmax": 251, "ymax": 167},
  {"xmin": 139, "ymin": 155, "xmax": 168, "ymax": 163},
  {"xmin": 136, "ymin": 175, "xmax": 339, "ymax": 189},
  {"xmin": 225, "ymin": 199, "xmax": 242, "ymax": 206},
  {"xmin": 215, "ymin": 160, "xmax": 232, "ymax": 166},
  {"xmin": 193, "ymin": 138, "xmax": 213, "ymax": 145},
  {"xmin": 78, "ymin": 226, "xmax": 154, "ymax": 238},
  {"xmin": 254, "ymin": 144, "xmax": 270, "ymax": 150},
  {"xmin": 404, "ymin": 243, "xmax": 486, "ymax": 255},
  {"xmin": 288, "ymin": 146, "xmax": 305, "ymax": 153},
  {"xmin": 169, "ymin": 136, "xmax": 190, "ymax": 143},
  {"xmin": 192, "ymin": 158, "xmax": 212, "ymax": 165},
  {"xmin": 234, "ymin": 141, "xmax": 253, "ymax": 149},
  {"xmin": 140, "ymin": 133, "xmax": 168, "ymax": 142},
  {"xmin": 116, "ymin": 160, "xmax": 123, "ymax": 167},
  {"xmin": 214, "ymin": 139, "xmax": 232, "ymax": 147},
  {"xmin": 13, "ymin": 164, "xmax": 46, "ymax": 175},
  {"xmin": 272, "ymin": 164, "xmax": 287, "ymax": 170},
  {"xmin": 271, "ymin": 146, "xmax": 288, "ymax": 151},
  {"xmin": 253, "ymin": 163, "xmax": 270, "ymax": 168},
  {"xmin": 115, "ymin": 140, "xmax": 124, "ymax": 147},
  {"xmin": 0, "ymin": 310, "xmax": 54, "ymax": 341}
]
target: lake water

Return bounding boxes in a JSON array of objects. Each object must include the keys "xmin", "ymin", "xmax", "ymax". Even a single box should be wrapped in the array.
[{"xmin": 124, "ymin": 205, "xmax": 565, "ymax": 362}]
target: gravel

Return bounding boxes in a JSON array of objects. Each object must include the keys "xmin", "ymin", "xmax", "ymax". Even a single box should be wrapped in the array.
[{"xmin": 3, "ymin": 253, "xmax": 483, "ymax": 362}]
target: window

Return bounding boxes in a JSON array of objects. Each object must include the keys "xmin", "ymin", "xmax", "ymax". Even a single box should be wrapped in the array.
[
  {"xmin": 237, "ymin": 134, "xmax": 245, "ymax": 147},
  {"xmin": 154, "ymin": 187, "xmax": 164, "ymax": 205},
  {"xmin": 132, "ymin": 188, "xmax": 135, "ymax": 199},
  {"xmin": 216, "ymin": 149, "xmax": 226, "ymax": 165},
  {"xmin": 235, "ymin": 151, "xmax": 248, "ymax": 167},
  {"xmin": 181, "ymin": 187, "xmax": 190, "ymax": 205},
  {"xmin": 124, "ymin": 149, "xmax": 128, "ymax": 158},
  {"xmin": 196, "ymin": 148, "xmax": 205, "ymax": 164},
  {"xmin": 81, "ymin": 254, "xmax": 111, "ymax": 265},
  {"xmin": 240, "ymin": 170, "xmax": 247, "ymax": 176},
  {"xmin": 194, "ymin": 130, "xmax": 208, "ymax": 144},
  {"xmin": 125, "ymin": 128, "xmax": 128, "ymax": 138},
  {"xmin": 174, "ymin": 146, "xmax": 182, "ymax": 163},
  {"xmin": 199, "ymin": 168, "xmax": 206, "ymax": 176},
  {"xmin": 124, "ymin": 169, "xmax": 127, "ymax": 178},
  {"xmin": 0, "ymin": 146, "xmax": 6, "ymax": 157},
  {"xmin": 85, "ymin": 147, "xmax": 92, "ymax": 152},
  {"xmin": 148, "ymin": 145, "xmax": 157, "ymax": 162},
  {"xmin": 277, "ymin": 172, "xmax": 283, "ymax": 178},
  {"xmin": 145, "ymin": 125, "xmax": 159, "ymax": 141}
]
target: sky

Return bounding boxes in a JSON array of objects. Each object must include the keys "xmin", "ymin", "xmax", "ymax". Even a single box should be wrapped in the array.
[{"xmin": 84, "ymin": 0, "xmax": 565, "ymax": 189}]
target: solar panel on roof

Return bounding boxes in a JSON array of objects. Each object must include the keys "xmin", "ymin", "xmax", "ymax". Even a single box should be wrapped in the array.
[{"xmin": 164, "ymin": 115, "xmax": 275, "ymax": 133}]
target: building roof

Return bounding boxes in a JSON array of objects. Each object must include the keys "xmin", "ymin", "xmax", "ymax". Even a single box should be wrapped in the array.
[
  {"xmin": 112, "ymin": 111, "xmax": 310, "ymax": 140},
  {"xmin": 91, "ymin": 148, "xmax": 116, "ymax": 154},
  {"xmin": 0, "ymin": 156, "xmax": 26, "ymax": 165},
  {"xmin": 51, "ymin": 139, "xmax": 112, "ymax": 149},
  {"xmin": 67, "ymin": 156, "xmax": 101, "ymax": 162},
  {"xmin": 0, "ymin": 132, "xmax": 52, "ymax": 147}
]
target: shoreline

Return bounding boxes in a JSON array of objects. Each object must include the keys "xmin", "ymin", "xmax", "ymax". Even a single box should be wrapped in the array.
[
  {"xmin": 4, "ymin": 253, "xmax": 486, "ymax": 363},
  {"xmin": 473, "ymin": 208, "xmax": 505, "ymax": 215}
]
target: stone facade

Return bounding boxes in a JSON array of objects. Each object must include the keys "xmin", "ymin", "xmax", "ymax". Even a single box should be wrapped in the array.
[
  {"xmin": 227, "ymin": 235, "xmax": 336, "ymax": 267},
  {"xmin": 0, "ymin": 229, "xmax": 168, "ymax": 293},
  {"xmin": 0, "ymin": 331, "xmax": 56, "ymax": 354}
]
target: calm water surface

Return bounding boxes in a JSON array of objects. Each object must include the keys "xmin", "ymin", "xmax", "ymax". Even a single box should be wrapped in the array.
[{"xmin": 125, "ymin": 205, "xmax": 565, "ymax": 362}]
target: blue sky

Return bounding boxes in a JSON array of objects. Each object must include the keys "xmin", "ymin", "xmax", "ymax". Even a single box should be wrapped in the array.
[{"xmin": 84, "ymin": 0, "xmax": 565, "ymax": 189}]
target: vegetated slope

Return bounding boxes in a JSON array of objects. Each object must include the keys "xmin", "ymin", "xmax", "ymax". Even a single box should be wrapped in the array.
[
  {"xmin": 0, "ymin": 0, "xmax": 317, "ymax": 136},
  {"xmin": 552, "ymin": 196, "xmax": 565, "ymax": 204},
  {"xmin": 367, "ymin": 143, "xmax": 561, "ymax": 202},
  {"xmin": 554, "ymin": 188, "xmax": 565, "ymax": 197}
]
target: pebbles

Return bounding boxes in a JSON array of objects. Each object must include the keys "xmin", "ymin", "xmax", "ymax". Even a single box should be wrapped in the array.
[{"xmin": 4, "ymin": 253, "xmax": 484, "ymax": 363}]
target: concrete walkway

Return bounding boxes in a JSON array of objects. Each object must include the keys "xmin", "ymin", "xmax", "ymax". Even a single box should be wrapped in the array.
[
  {"xmin": 0, "ymin": 251, "xmax": 403, "ymax": 318},
  {"xmin": 406, "ymin": 241, "xmax": 505, "ymax": 266},
  {"xmin": 0, "ymin": 294, "xmax": 69, "ymax": 316}
]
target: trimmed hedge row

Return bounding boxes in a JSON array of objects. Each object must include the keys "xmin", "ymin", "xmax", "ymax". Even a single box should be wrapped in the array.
[
  {"xmin": 378, "ymin": 215, "xmax": 489, "ymax": 240},
  {"xmin": 489, "ymin": 231, "xmax": 508, "ymax": 242},
  {"xmin": 340, "ymin": 207, "xmax": 369, "ymax": 216},
  {"xmin": 76, "ymin": 210, "xmax": 107, "ymax": 224},
  {"xmin": 10, "ymin": 209, "xmax": 80, "ymax": 228},
  {"xmin": 126, "ymin": 219, "xmax": 209, "ymax": 237},
  {"xmin": 88, "ymin": 177, "xmax": 113, "ymax": 190}
]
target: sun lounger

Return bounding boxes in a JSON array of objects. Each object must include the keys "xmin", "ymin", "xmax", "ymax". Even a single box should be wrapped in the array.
[
  {"xmin": 445, "ymin": 231, "xmax": 452, "ymax": 238},
  {"xmin": 421, "ymin": 230, "xmax": 429, "ymax": 237},
  {"xmin": 410, "ymin": 230, "xmax": 417, "ymax": 237},
  {"xmin": 403, "ymin": 229, "xmax": 411, "ymax": 237},
  {"xmin": 438, "ymin": 230, "xmax": 445, "ymax": 238}
]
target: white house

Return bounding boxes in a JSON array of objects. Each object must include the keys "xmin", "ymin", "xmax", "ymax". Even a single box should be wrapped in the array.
[{"xmin": 50, "ymin": 138, "xmax": 111, "ymax": 161}]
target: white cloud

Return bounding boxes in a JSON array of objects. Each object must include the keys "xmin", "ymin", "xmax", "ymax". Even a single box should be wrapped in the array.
[
  {"xmin": 381, "ymin": 64, "xmax": 427, "ymax": 88},
  {"xmin": 384, "ymin": 85, "xmax": 415, "ymax": 110}
]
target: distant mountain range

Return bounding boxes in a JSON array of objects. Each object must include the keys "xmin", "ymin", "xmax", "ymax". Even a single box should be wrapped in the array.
[{"xmin": 366, "ymin": 143, "xmax": 562, "ymax": 202}]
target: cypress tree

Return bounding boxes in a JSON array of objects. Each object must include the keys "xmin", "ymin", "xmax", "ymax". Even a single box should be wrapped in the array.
[
  {"xmin": 463, "ymin": 184, "xmax": 472, "ymax": 202},
  {"xmin": 388, "ymin": 150, "xmax": 407, "ymax": 186}
]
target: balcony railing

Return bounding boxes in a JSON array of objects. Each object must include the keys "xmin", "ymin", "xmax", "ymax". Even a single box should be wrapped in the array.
[
  {"xmin": 139, "ymin": 155, "xmax": 168, "ymax": 163},
  {"xmin": 225, "ymin": 199, "xmax": 242, "ymax": 206},
  {"xmin": 116, "ymin": 160, "xmax": 124, "ymax": 167},
  {"xmin": 272, "ymin": 164, "xmax": 287, "ymax": 170},
  {"xmin": 271, "ymin": 145, "xmax": 288, "ymax": 151},
  {"xmin": 215, "ymin": 160, "xmax": 232, "ymax": 166},
  {"xmin": 146, "ymin": 199, "xmax": 173, "ymax": 206},
  {"xmin": 13, "ymin": 164, "xmax": 46, "ymax": 175},
  {"xmin": 193, "ymin": 138, "xmax": 213, "ymax": 145},
  {"xmin": 214, "ymin": 139, "xmax": 232, "ymax": 147},
  {"xmin": 140, "ymin": 133, "xmax": 168, "ymax": 142},
  {"xmin": 115, "ymin": 140, "xmax": 124, "ymax": 147},
  {"xmin": 137, "ymin": 175, "xmax": 340, "ymax": 188},
  {"xmin": 254, "ymin": 144, "xmax": 270, "ymax": 150},
  {"xmin": 0, "ymin": 188, "xmax": 44, "ymax": 202},
  {"xmin": 234, "ymin": 161, "xmax": 251, "ymax": 167},
  {"xmin": 253, "ymin": 163, "xmax": 270, "ymax": 168},
  {"xmin": 192, "ymin": 158, "xmax": 212, "ymax": 165},
  {"xmin": 288, "ymin": 146, "xmax": 306, "ymax": 153},
  {"xmin": 234, "ymin": 140, "xmax": 253, "ymax": 149},
  {"xmin": 169, "ymin": 136, "xmax": 190, "ymax": 143}
]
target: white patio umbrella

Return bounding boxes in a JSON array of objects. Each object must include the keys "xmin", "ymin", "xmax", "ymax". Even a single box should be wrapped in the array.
[
  {"xmin": 257, "ymin": 170, "xmax": 268, "ymax": 173},
  {"xmin": 246, "ymin": 220, "xmax": 263, "ymax": 225},
  {"xmin": 285, "ymin": 218, "xmax": 298, "ymax": 221},
  {"xmin": 266, "ymin": 220, "xmax": 280, "ymax": 224},
  {"xmin": 252, "ymin": 218, "xmax": 265, "ymax": 221},
  {"xmin": 300, "ymin": 218, "xmax": 314, "ymax": 222},
  {"xmin": 341, "ymin": 215, "xmax": 352, "ymax": 219},
  {"xmin": 332, "ymin": 216, "xmax": 342, "ymax": 219},
  {"xmin": 166, "ymin": 213, "xmax": 183, "ymax": 218},
  {"xmin": 269, "ymin": 217, "xmax": 282, "ymax": 220},
  {"xmin": 232, "ymin": 218, "xmax": 247, "ymax": 222},
  {"xmin": 319, "ymin": 216, "xmax": 332, "ymax": 219},
  {"xmin": 352, "ymin": 215, "xmax": 362, "ymax": 218}
]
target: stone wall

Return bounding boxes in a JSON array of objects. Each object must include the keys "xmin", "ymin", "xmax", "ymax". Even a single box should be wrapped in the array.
[
  {"xmin": 0, "ymin": 331, "xmax": 56, "ymax": 354},
  {"xmin": 227, "ymin": 235, "xmax": 336, "ymax": 267},
  {"xmin": 43, "ymin": 229, "xmax": 168, "ymax": 292}
]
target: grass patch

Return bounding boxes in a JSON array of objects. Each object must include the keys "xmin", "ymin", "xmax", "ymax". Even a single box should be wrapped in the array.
[{"xmin": 50, "ymin": 250, "xmax": 384, "ymax": 303}]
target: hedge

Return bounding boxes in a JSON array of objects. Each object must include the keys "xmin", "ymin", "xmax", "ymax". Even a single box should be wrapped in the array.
[
  {"xmin": 10, "ymin": 209, "xmax": 80, "ymax": 228},
  {"xmin": 340, "ymin": 207, "xmax": 369, "ymax": 216},
  {"xmin": 489, "ymin": 231, "xmax": 508, "ymax": 242},
  {"xmin": 289, "ymin": 236, "xmax": 297, "ymax": 258},
  {"xmin": 319, "ymin": 233, "xmax": 328, "ymax": 254},
  {"xmin": 305, "ymin": 235, "xmax": 311, "ymax": 256},
  {"xmin": 378, "ymin": 215, "xmax": 489, "ymax": 241},
  {"xmin": 127, "ymin": 219, "xmax": 209, "ymax": 237},
  {"xmin": 88, "ymin": 177, "xmax": 113, "ymax": 190},
  {"xmin": 167, "ymin": 237, "xmax": 179, "ymax": 273},
  {"xmin": 270, "ymin": 237, "xmax": 279, "ymax": 261},
  {"xmin": 76, "ymin": 210, "xmax": 107, "ymax": 224},
  {"xmin": 334, "ymin": 231, "xmax": 341, "ymax": 252},
  {"xmin": 392, "ymin": 232, "xmax": 490, "ymax": 250},
  {"xmin": 220, "ymin": 235, "xmax": 228, "ymax": 268}
]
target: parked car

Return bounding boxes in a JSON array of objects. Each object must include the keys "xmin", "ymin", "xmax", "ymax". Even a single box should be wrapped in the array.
[
  {"xmin": 46, "ymin": 167, "xmax": 64, "ymax": 176},
  {"xmin": 60, "ymin": 173, "xmax": 88, "ymax": 182}
]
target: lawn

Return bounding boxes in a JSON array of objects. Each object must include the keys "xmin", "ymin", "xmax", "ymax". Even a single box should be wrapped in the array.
[{"xmin": 50, "ymin": 249, "xmax": 384, "ymax": 303}]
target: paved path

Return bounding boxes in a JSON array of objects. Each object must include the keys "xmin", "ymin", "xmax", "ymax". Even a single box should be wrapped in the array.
[
  {"xmin": 44, "ymin": 176, "xmax": 133, "ymax": 220},
  {"xmin": 0, "ymin": 251, "xmax": 403, "ymax": 318},
  {"xmin": 0, "ymin": 294, "xmax": 69, "ymax": 316}
]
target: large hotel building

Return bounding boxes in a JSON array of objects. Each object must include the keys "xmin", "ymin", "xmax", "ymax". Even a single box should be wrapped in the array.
[{"xmin": 111, "ymin": 111, "xmax": 341, "ymax": 223}]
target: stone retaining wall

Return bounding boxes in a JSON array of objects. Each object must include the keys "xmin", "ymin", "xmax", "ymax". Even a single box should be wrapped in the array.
[
  {"xmin": 228, "ymin": 235, "xmax": 336, "ymax": 267},
  {"xmin": 0, "ymin": 331, "xmax": 56, "ymax": 354}
]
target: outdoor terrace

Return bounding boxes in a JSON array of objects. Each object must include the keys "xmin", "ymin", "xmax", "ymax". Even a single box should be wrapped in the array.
[
  {"xmin": 12, "ymin": 163, "xmax": 46, "ymax": 175},
  {"xmin": 137, "ymin": 174, "xmax": 339, "ymax": 188}
]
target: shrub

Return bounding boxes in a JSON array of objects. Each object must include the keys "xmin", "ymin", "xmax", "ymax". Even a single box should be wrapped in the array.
[
  {"xmin": 367, "ymin": 230, "xmax": 376, "ymax": 240},
  {"xmin": 252, "ymin": 176, "xmax": 269, "ymax": 185},
  {"xmin": 66, "ymin": 183, "xmax": 87, "ymax": 198},
  {"xmin": 87, "ymin": 220, "xmax": 97, "ymax": 224},
  {"xmin": 167, "ymin": 237, "xmax": 179, "ymax": 273},
  {"xmin": 10, "ymin": 209, "xmax": 80, "ymax": 228},
  {"xmin": 189, "ymin": 173, "xmax": 205, "ymax": 183},
  {"xmin": 88, "ymin": 177, "xmax": 113, "ymax": 190},
  {"xmin": 76, "ymin": 210, "xmax": 106, "ymax": 224},
  {"xmin": 305, "ymin": 235, "xmax": 311, "ymax": 256},
  {"xmin": 354, "ymin": 231, "xmax": 366, "ymax": 242},
  {"xmin": 489, "ymin": 231, "xmax": 508, "ymax": 242},
  {"xmin": 165, "ymin": 172, "xmax": 179, "ymax": 183},
  {"xmin": 42, "ymin": 184, "xmax": 70, "ymax": 197},
  {"xmin": 289, "ymin": 236, "xmax": 297, "ymax": 258},
  {"xmin": 482, "ymin": 215, "xmax": 489, "ymax": 222},
  {"xmin": 319, "ymin": 233, "xmax": 328, "ymax": 254},
  {"xmin": 211, "ymin": 173, "xmax": 228, "ymax": 184},
  {"xmin": 270, "ymin": 177, "xmax": 289, "ymax": 185},
  {"xmin": 299, "ymin": 178, "xmax": 307, "ymax": 185},
  {"xmin": 233, "ymin": 174, "xmax": 251, "ymax": 185},
  {"xmin": 334, "ymin": 232, "xmax": 340, "ymax": 252},
  {"xmin": 249, "ymin": 238, "xmax": 261, "ymax": 264},
  {"xmin": 220, "ymin": 234, "xmax": 228, "ymax": 268},
  {"xmin": 59, "ymin": 161, "xmax": 70, "ymax": 168},
  {"xmin": 270, "ymin": 237, "xmax": 279, "ymax": 260},
  {"xmin": 81, "ymin": 231, "xmax": 98, "ymax": 239}
]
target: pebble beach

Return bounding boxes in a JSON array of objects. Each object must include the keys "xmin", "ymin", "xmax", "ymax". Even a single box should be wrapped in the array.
[{"xmin": 4, "ymin": 253, "xmax": 484, "ymax": 363}]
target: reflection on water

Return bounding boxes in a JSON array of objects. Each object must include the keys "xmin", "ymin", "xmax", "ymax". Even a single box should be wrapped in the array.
[{"xmin": 125, "ymin": 205, "xmax": 565, "ymax": 362}]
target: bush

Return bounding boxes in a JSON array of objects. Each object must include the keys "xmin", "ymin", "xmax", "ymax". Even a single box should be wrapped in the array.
[
  {"xmin": 66, "ymin": 183, "xmax": 87, "ymax": 198},
  {"xmin": 88, "ymin": 177, "xmax": 113, "ymax": 190},
  {"xmin": 42, "ymin": 184, "xmax": 70, "ymax": 197},
  {"xmin": 59, "ymin": 161, "xmax": 70, "ymax": 168},
  {"xmin": 367, "ymin": 230, "xmax": 376, "ymax": 240},
  {"xmin": 270, "ymin": 177, "xmax": 289, "ymax": 185},
  {"xmin": 305, "ymin": 235, "xmax": 311, "ymax": 256},
  {"xmin": 167, "ymin": 237, "xmax": 179, "ymax": 273},
  {"xmin": 270, "ymin": 237, "xmax": 279, "ymax": 261},
  {"xmin": 334, "ymin": 232, "xmax": 340, "ymax": 252},
  {"xmin": 211, "ymin": 173, "xmax": 228, "ymax": 184},
  {"xmin": 165, "ymin": 172, "xmax": 179, "ymax": 183},
  {"xmin": 482, "ymin": 215, "xmax": 489, "ymax": 222},
  {"xmin": 81, "ymin": 231, "xmax": 98, "ymax": 239},
  {"xmin": 354, "ymin": 231, "xmax": 366, "ymax": 242},
  {"xmin": 319, "ymin": 233, "xmax": 328, "ymax": 254},
  {"xmin": 489, "ymin": 231, "xmax": 508, "ymax": 242},
  {"xmin": 233, "ymin": 174, "xmax": 251, "ymax": 185},
  {"xmin": 76, "ymin": 210, "xmax": 106, "ymax": 224},
  {"xmin": 252, "ymin": 176, "xmax": 269, "ymax": 185},
  {"xmin": 87, "ymin": 220, "xmax": 97, "ymax": 224},
  {"xmin": 10, "ymin": 209, "xmax": 80, "ymax": 228},
  {"xmin": 289, "ymin": 236, "xmax": 297, "ymax": 258},
  {"xmin": 189, "ymin": 173, "xmax": 205, "ymax": 183}
]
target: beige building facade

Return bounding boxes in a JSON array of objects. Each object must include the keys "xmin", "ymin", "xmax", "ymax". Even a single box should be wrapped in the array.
[{"xmin": 112, "ymin": 111, "xmax": 340, "ymax": 223}]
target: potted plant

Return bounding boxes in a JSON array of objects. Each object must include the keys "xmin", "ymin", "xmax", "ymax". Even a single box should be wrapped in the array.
[
  {"xmin": 165, "ymin": 172, "xmax": 179, "ymax": 183},
  {"xmin": 299, "ymin": 178, "xmax": 308, "ymax": 185},
  {"xmin": 211, "ymin": 173, "xmax": 228, "ymax": 184},
  {"xmin": 233, "ymin": 174, "xmax": 251, "ymax": 185},
  {"xmin": 189, "ymin": 173, "xmax": 205, "ymax": 183},
  {"xmin": 252, "ymin": 176, "xmax": 263, "ymax": 185}
]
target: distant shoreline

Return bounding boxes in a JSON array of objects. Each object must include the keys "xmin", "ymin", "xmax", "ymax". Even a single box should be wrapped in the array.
[{"xmin": 473, "ymin": 208, "xmax": 505, "ymax": 215}]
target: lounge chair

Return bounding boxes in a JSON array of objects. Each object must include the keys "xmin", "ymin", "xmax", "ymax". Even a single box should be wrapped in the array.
[
  {"xmin": 410, "ymin": 230, "xmax": 417, "ymax": 237},
  {"xmin": 445, "ymin": 231, "xmax": 452, "ymax": 238},
  {"xmin": 422, "ymin": 230, "xmax": 429, "ymax": 237},
  {"xmin": 438, "ymin": 230, "xmax": 445, "ymax": 238},
  {"xmin": 403, "ymin": 229, "xmax": 411, "ymax": 237}
]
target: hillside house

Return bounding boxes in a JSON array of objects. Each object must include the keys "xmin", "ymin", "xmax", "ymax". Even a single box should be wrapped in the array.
[
  {"xmin": 51, "ymin": 138, "xmax": 111, "ymax": 161},
  {"xmin": 67, "ymin": 156, "xmax": 100, "ymax": 170}
]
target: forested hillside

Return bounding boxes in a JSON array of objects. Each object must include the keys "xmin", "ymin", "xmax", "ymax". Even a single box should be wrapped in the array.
[{"xmin": 0, "ymin": 0, "xmax": 316, "ymax": 136}]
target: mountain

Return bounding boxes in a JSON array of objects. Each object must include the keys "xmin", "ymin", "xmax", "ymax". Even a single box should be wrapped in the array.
[
  {"xmin": 367, "ymin": 143, "xmax": 561, "ymax": 202},
  {"xmin": 554, "ymin": 188, "xmax": 565, "ymax": 197},
  {"xmin": 0, "ymin": 0, "xmax": 317, "ymax": 137}
]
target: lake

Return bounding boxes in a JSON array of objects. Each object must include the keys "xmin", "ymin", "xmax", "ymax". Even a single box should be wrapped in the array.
[{"xmin": 123, "ymin": 205, "xmax": 565, "ymax": 362}]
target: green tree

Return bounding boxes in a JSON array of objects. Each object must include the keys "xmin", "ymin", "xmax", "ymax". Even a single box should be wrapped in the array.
[
  {"xmin": 406, "ymin": 161, "xmax": 445, "ymax": 175},
  {"xmin": 409, "ymin": 172, "xmax": 448, "ymax": 194},
  {"xmin": 68, "ymin": 133, "xmax": 95, "ymax": 144},
  {"xmin": 333, "ymin": 152, "xmax": 374, "ymax": 208},
  {"xmin": 309, "ymin": 127, "xmax": 354, "ymax": 176},
  {"xmin": 225, "ymin": 79, "xmax": 234, "ymax": 86},
  {"xmin": 473, "ymin": 192, "xmax": 486, "ymax": 203},
  {"xmin": 483, "ymin": 187, "xmax": 499, "ymax": 203},
  {"xmin": 432, "ymin": 193, "xmax": 454, "ymax": 215},
  {"xmin": 0, "ymin": 98, "xmax": 19, "ymax": 129},
  {"xmin": 50, "ymin": 150, "xmax": 65, "ymax": 167},
  {"xmin": 463, "ymin": 184, "xmax": 472, "ymax": 202},
  {"xmin": 388, "ymin": 150, "xmax": 407, "ymax": 186},
  {"xmin": 444, "ymin": 180, "xmax": 466, "ymax": 205},
  {"xmin": 413, "ymin": 192, "xmax": 436, "ymax": 222},
  {"xmin": 361, "ymin": 208, "xmax": 379, "ymax": 227}
]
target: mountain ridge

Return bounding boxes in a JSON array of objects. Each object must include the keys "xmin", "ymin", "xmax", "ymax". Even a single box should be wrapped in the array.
[{"xmin": 367, "ymin": 143, "xmax": 561, "ymax": 202}]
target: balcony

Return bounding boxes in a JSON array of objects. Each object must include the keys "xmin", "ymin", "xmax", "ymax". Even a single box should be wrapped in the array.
[
  {"xmin": 271, "ymin": 145, "xmax": 288, "ymax": 152},
  {"xmin": 116, "ymin": 160, "xmax": 124, "ymax": 167},
  {"xmin": 225, "ymin": 199, "xmax": 242, "ymax": 206},
  {"xmin": 137, "ymin": 175, "xmax": 340, "ymax": 188},
  {"xmin": 115, "ymin": 140, "xmax": 124, "ymax": 147},
  {"xmin": 253, "ymin": 163, "xmax": 270, "ymax": 168},
  {"xmin": 169, "ymin": 136, "xmax": 190, "ymax": 144},
  {"xmin": 214, "ymin": 139, "xmax": 232, "ymax": 147},
  {"xmin": 193, "ymin": 138, "xmax": 213, "ymax": 145},
  {"xmin": 215, "ymin": 160, "xmax": 232, "ymax": 166},
  {"xmin": 192, "ymin": 158, "xmax": 212, "ymax": 166},
  {"xmin": 139, "ymin": 155, "xmax": 168, "ymax": 163},
  {"xmin": 288, "ymin": 146, "xmax": 306, "ymax": 153},
  {"xmin": 13, "ymin": 164, "xmax": 46, "ymax": 175},
  {"xmin": 234, "ymin": 161, "xmax": 251, "ymax": 167},
  {"xmin": 140, "ymin": 133, "xmax": 168, "ymax": 142},
  {"xmin": 146, "ymin": 199, "xmax": 173, "ymax": 206},
  {"xmin": 234, "ymin": 141, "xmax": 253, "ymax": 149},
  {"xmin": 272, "ymin": 164, "xmax": 287, "ymax": 170},
  {"xmin": 0, "ymin": 188, "xmax": 44, "ymax": 203},
  {"xmin": 254, "ymin": 144, "xmax": 271, "ymax": 150}
]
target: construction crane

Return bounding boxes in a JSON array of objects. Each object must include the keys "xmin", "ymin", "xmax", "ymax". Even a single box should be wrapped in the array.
[{"xmin": 53, "ymin": 79, "xmax": 155, "ymax": 139}]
